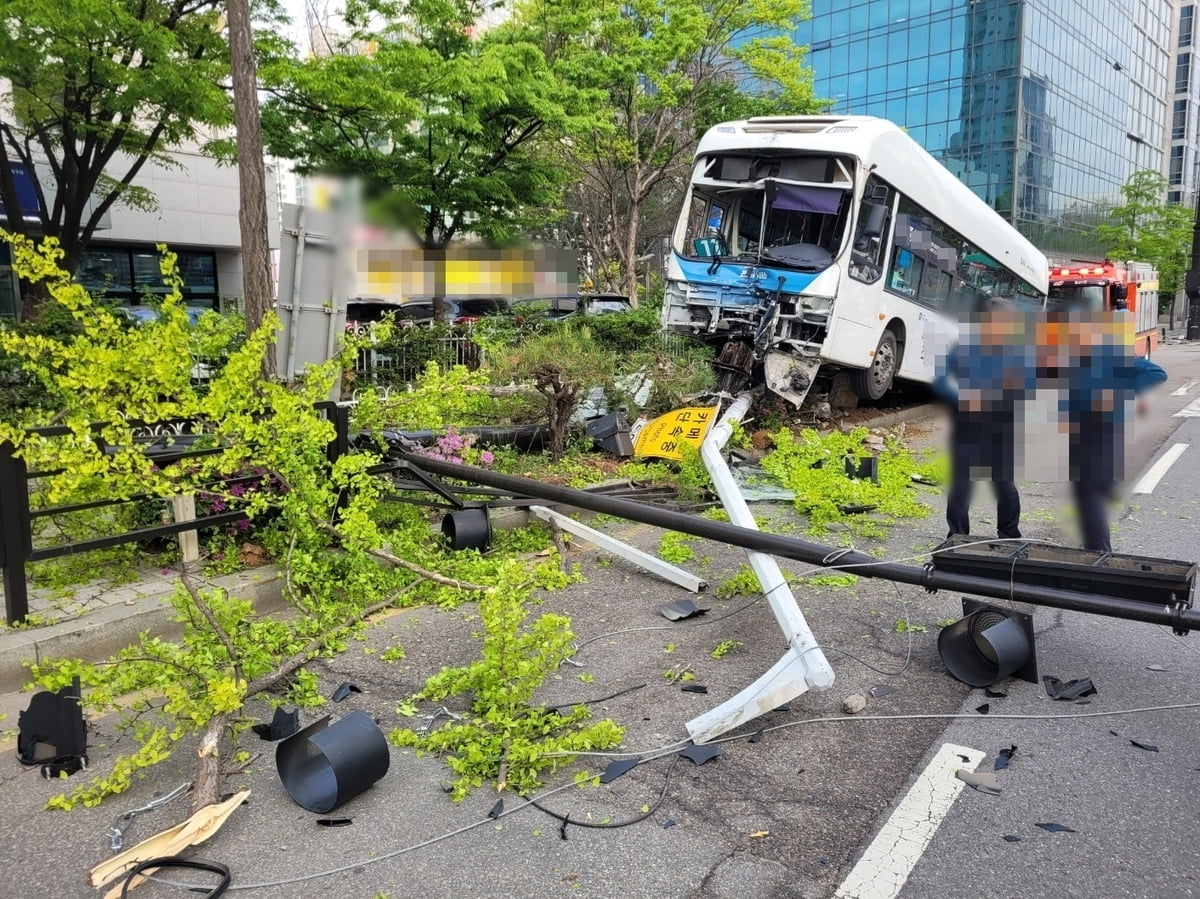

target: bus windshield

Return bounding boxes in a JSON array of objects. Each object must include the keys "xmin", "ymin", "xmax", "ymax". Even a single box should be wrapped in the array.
[{"xmin": 678, "ymin": 155, "xmax": 853, "ymax": 273}]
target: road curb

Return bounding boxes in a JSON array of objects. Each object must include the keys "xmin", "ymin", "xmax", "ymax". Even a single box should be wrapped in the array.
[
  {"xmin": 852, "ymin": 403, "xmax": 941, "ymax": 430},
  {"xmin": 0, "ymin": 569, "xmax": 285, "ymax": 693}
]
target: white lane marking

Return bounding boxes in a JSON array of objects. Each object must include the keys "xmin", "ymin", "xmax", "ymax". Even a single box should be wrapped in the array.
[
  {"xmin": 1132, "ymin": 443, "xmax": 1190, "ymax": 494},
  {"xmin": 835, "ymin": 742, "xmax": 985, "ymax": 899},
  {"xmin": 1174, "ymin": 398, "xmax": 1200, "ymax": 417},
  {"xmin": 1171, "ymin": 379, "xmax": 1199, "ymax": 396}
]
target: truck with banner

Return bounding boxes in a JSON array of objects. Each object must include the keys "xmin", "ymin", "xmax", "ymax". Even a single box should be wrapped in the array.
[{"xmin": 1046, "ymin": 259, "xmax": 1159, "ymax": 356}]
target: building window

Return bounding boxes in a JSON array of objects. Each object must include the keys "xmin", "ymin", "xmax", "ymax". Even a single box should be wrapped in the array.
[
  {"xmin": 1174, "ymin": 99, "xmax": 1188, "ymax": 140},
  {"xmin": 76, "ymin": 246, "xmax": 219, "ymax": 308},
  {"xmin": 1177, "ymin": 52, "xmax": 1191, "ymax": 92},
  {"xmin": 1182, "ymin": 6, "xmax": 1194, "ymax": 48},
  {"xmin": 1170, "ymin": 146, "xmax": 1185, "ymax": 186}
]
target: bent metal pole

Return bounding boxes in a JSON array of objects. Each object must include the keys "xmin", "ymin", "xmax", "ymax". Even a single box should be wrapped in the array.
[
  {"xmin": 393, "ymin": 457, "xmax": 1200, "ymax": 636},
  {"xmin": 683, "ymin": 392, "xmax": 835, "ymax": 742}
]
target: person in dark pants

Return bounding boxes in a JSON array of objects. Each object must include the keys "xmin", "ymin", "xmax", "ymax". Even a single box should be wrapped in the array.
[
  {"xmin": 934, "ymin": 302, "xmax": 1032, "ymax": 540},
  {"xmin": 1056, "ymin": 316, "xmax": 1167, "ymax": 553}
]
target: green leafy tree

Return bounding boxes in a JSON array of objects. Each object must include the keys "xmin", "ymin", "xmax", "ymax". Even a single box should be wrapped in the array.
[
  {"xmin": 1093, "ymin": 169, "xmax": 1193, "ymax": 298},
  {"xmin": 0, "ymin": 0, "xmax": 249, "ymax": 317},
  {"xmin": 525, "ymin": 0, "xmax": 822, "ymax": 303},
  {"xmin": 260, "ymin": 0, "xmax": 581, "ymax": 250},
  {"xmin": 1, "ymin": 232, "xmax": 574, "ymax": 814}
]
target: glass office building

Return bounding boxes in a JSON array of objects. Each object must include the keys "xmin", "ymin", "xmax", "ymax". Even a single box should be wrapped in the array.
[{"xmin": 793, "ymin": 0, "xmax": 1173, "ymax": 256}]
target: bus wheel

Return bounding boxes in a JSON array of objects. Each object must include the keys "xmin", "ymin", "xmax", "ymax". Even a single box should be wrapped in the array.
[{"xmin": 853, "ymin": 330, "xmax": 897, "ymax": 401}]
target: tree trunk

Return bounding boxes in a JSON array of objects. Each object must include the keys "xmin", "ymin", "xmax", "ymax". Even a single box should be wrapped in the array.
[
  {"xmin": 623, "ymin": 199, "xmax": 641, "ymax": 308},
  {"xmin": 226, "ymin": 0, "xmax": 277, "ymax": 379},
  {"xmin": 191, "ymin": 711, "xmax": 231, "ymax": 814}
]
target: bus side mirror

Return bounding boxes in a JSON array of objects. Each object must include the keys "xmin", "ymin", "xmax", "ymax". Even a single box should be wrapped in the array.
[{"xmin": 861, "ymin": 202, "xmax": 889, "ymax": 239}]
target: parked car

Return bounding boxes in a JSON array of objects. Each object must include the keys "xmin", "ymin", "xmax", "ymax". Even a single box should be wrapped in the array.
[
  {"xmin": 513, "ymin": 293, "xmax": 634, "ymax": 321},
  {"xmin": 345, "ymin": 297, "xmax": 511, "ymax": 333}
]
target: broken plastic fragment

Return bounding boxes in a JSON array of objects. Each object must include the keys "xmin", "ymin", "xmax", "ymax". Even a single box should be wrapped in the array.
[
  {"xmin": 252, "ymin": 707, "xmax": 299, "ymax": 742},
  {"xmin": 316, "ymin": 818, "xmax": 352, "ymax": 827},
  {"xmin": 868, "ymin": 684, "xmax": 898, "ymax": 698},
  {"xmin": 679, "ymin": 744, "xmax": 725, "ymax": 766},
  {"xmin": 1146, "ymin": 664, "xmax": 1168, "ymax": 672},
  {"xmin": 837, "ymin": 503, "xmax": 877, "ymax": 514},
  {"xmin": 663, "ymin": 819, "xmax": 677, "ymax": 829},
  {"xmin": 995, "ymin": 745, "xmax": 1016, "ymax": 771},
  {"xmin": 488, "ymin": 799, "xmax": 504, "ymax": 819},
  {"xmin": 1035, "ymin": 822, "xmax": 1076, "ymax": 833},
  {"xmin": 975, "ymin": 703, "xmax": 990, "ymax": 715},
  {"xmin": 1042, "ymin": 675, "xmax": 1097, "ymax": 701},
  {"xmin": 681, "ymin": 684, "xmax": 708, "ymax": 694},
  {"xmin": 330, "ymin": 682, "xmax": 362, "ymax": 703},
  {"xmin": 599, "ymin": 759, "xmax": 639, "ymax": 784},
  {"xmin": 985, "ymin": 687, "xmax": 1007, "ymax": 698},
  {"xmin": 658, "ymin": 599, "xmax": 708, "ymax": 621},
  {"xmin": 955, "ymin": 769, "xmax": 1001, "ymax": 795},
  {"xmin": 748, "ymin": 730, "xmax": 764, "ymax": 744},
  {"xmin": 1129, "ymin": 739, "xmax": 1159, "ymax": 753},
  {"xmin": 1002, "ymin": 834, "xmax": 1022, "ymax": 843}
]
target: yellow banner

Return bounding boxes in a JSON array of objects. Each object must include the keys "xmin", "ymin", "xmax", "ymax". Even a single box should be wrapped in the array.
[{"xmin": 633, "ymin": 406, "xmax": 719, "ymax": 460}]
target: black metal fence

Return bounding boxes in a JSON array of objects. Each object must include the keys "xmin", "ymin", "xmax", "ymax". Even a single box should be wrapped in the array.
[{"xmin": 0, "ymin": 403, "xmax": 350, "ymax": 625}]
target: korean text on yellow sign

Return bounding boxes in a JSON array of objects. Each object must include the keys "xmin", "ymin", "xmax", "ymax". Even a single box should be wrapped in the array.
[{"xmin": 633, "ymin": 406, "xmax": 719, "ymax": 460}]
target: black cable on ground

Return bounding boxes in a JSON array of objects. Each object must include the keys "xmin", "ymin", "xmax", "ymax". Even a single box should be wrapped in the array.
[{"xmin": 529, "ymin": 754, "xmax": 680, "ymax": 834}]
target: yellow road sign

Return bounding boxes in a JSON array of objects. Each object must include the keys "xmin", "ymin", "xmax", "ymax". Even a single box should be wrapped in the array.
[{"xmin": 633, "ymin": 405, "xmax": 719, "ymax": 460}]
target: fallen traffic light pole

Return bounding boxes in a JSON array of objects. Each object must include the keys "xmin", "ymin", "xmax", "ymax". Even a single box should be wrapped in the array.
[{"xmin": 385, "ymin": 392, "xmax": 1197, "ymax": 742}]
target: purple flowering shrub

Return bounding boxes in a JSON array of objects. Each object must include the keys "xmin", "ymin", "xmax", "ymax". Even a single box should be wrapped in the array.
[{"xmin": 411, "ymin": 428, "xmax": 495, "ymax": 468}]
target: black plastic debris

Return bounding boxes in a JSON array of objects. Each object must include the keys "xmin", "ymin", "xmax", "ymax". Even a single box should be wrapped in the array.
[
  {"xmin": 276, "ymin": 711, "xmax": 390, "ymax": 813},
  {"xmin": 599, "ymin": 759, "xmax": 639, "ymax": 784},
  {"xmin": 663, "ymin": 819, "xmax": 677, "ymax": 829},
  {"xmin": 1146, "ymin": 664, "xmax": 1168, "ymax": 672},
  {"xmin": 1002, "ymin": 835, "xmax": 1022, "ymax": 843},
  {"xmin": 330, "ymin": 682, "xmax": 362, "ymax": 703},
  {"xmin": 995, "ymin": 745, "xmax": 1016, "ymax": 771},
  {"xmin": 975, "ymin": 703, "xmax": 990, "ymax": 715},
  {"xmin": 748, "ymin": 730, "xmax": 764, "ymax": 744},
  {"xmin": 679, "ymin": 744, "xmax": 724, "ymax": 766},
  {"xmin": 1043, "ymin": 675, "xmax": 1097, "ymax": 701},
  {"xmin": 658, "ymin": 599, "xmax": 708, "ymax": 621},
  {"xmin": 584, "ymin": 412, "xmax": 634, "ymax": 457},
  {"xmin": 985, "ymin": 687, "xmax": 1008, "ymax": 698},
  {"xmin": 869, "ymin": 685, "xmax": 898, "ymax": 698},
  {"xmin": 955, "ymin": 770, "xmax": 1001, "ymax": 795},
  {"xmin": 488, "ymin": 799, "xmax": 504, "ymax": 819},
  {"xmin": 681, "ymin": 684, "xmax": 708, "ymax": 694},
  {"xmin": 837, "ymin": 503, "xmax": 878, "ymax": 515},
  {"xmin": 317, "ymin": 818, "xmax": 353, "ymax": 827},
  {"xmin": 844, "ymin": 456, "xmax": 879, "ymax": 484},
  {"xmin": 18, "ymin": 676, "xmax": 87, "ymax": 777},
  {"xmin": 252, "ymin": 707, "xmax": 300, "ymax": 742},
  {"xmin": 773, "ymin": 704, "xmax": 791, "ymax": 713},
  {"xmin": 1035, "ymin": 822, "xmax": 1076, "ymax": 833},
  {"xmin": 957, "ymin": 754, "xmax": 971, "ymax": 763},
  {"xmin": 1130, "ymin": 739, "xmax": 1159, "ymax": 753}
]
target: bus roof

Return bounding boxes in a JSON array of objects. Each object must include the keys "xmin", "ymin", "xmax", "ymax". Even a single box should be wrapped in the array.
[{"xmin": 695, "ymin": 115, "xmax": 1049, "ymax": 295}]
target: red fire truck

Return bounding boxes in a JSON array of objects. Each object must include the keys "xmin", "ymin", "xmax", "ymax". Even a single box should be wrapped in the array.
[{"xmin": 1046, "ymin": 260, "xmax": 1159, "ymax": 356}]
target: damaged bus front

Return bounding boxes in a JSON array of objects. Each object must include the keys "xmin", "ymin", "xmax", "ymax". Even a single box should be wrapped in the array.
[{"xmin": 662, "ymin": 116, "xmax": 1048, "ymax": 408}]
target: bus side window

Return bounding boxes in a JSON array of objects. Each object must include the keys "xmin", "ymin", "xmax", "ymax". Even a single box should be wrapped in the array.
[{"xmin": 888, "ymin": 248, "xmax": 922, "ymax": 297}]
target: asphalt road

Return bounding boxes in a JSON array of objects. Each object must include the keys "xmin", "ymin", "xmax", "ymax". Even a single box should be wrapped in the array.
[{"xmin": 1, "ymin": 341, "xmax": 1197, "ymax": 899}]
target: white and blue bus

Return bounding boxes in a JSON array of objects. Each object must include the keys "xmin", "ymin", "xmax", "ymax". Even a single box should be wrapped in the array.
[{"xmin": 662, "ymin": 115, "xmax": 1049, "ymax": 406}]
